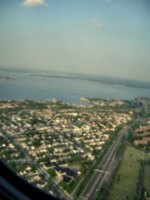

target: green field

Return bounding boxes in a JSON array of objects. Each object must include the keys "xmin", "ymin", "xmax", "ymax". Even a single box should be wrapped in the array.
[
  {"xmin": 145, "ymin": 163, "xmax": 150, "ymax": 196},
  {"xmin": 108, "ymin": 146, "xmax": 149, "ymax": 200}
]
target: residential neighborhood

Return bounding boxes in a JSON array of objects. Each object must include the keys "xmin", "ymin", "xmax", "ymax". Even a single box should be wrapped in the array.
[
  {"xmin": 0, "ymin": 97, "xmax": 149, "ymax": 199},
  {"xmin": 133, "ymin": 123, "xmax": 150, "ymax": 147}
]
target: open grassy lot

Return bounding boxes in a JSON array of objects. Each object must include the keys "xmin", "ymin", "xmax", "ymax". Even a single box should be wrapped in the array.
[
  {"xmin": 144, "ymin": 163, "xmax": 150, "ymax": 196},
  {"xmin": 108, "ymin": 146, "xmax": 149, "ymax": 200}
]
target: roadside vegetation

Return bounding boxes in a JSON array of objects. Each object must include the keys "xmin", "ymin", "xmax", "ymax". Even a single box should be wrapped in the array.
[
  {"xmin": 144, "ymin": 162, "xmax": 150, "ymax": 196},
  {"xmin": 107, "ymin": 146, "xmax": 150, "ymax": 200}
]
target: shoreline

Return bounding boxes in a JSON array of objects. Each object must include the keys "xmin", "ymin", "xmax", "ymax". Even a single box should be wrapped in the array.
[{"xmin": 30, "ymin": 74, "xmax": 150, "ymax": 89}]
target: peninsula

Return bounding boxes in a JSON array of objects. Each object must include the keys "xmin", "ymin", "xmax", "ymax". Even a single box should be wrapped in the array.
[
  {"xmin": 0, "ymin": 76, "xmax": 15, "ymax": 80},
  {"xmin": 30, "ymin": 73, "xmax": 150, "ymax": 89}
]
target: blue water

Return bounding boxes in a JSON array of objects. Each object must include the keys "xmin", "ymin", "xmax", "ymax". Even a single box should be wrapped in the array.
[{"xmin": 0, "ymin": 69, "xmax": 150, "ymax": 103}]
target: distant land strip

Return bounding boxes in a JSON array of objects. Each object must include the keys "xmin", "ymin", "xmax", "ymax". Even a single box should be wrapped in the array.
[
  {"xmin": 30, "ymin": 74, "xmax": 150, "ymax": 89},
  {"xmin": 0, "ymin": 76, "xmax": 15, "ymax": 80}
]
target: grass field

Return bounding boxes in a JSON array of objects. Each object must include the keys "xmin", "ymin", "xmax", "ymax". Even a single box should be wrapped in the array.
[
  {"xmin": 108, "ymin": 146, "xmax": 149, "ymax": 200},
  {"xmin": 144, "ymin": 163, "xmax": 150, "ymax": 196}
]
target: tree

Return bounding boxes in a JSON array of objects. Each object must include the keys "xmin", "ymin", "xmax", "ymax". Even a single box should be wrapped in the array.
[
  {"xmin": 32, "ymin": 139, "xmax": 41, "ymax": 147},
  {"xmin": 47, "ymin": 168, "xmax": 56, "ymax": 177},
  {"xmin": 30, "ymin": 164, "xmax": 36, "ymax": 171},
  {"xmin": 7, "ymin": 161, "xmax": 16, "ymax": 171},
  {"xmin": 16, "ymin": 163, "xmax": 26, "ymax": 172},
  {"xmin": 48, "ymin": 148, "xmax": 53, "ymax": 153}
]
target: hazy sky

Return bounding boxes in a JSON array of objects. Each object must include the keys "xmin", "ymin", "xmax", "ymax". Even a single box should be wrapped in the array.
[{"xmin": 0, "ymin": 0, "xmax": 150, "ymax": 81}]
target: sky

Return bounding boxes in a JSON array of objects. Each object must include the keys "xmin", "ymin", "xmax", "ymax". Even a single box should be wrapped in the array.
[{"xmin": 0, "ymin": 0, "xmax": 150, "ymax": 81}]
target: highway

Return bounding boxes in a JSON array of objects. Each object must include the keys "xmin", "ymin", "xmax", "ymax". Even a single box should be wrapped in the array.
[{"xmin": 79, "ymin": 121, "xmax": 138, "ymax": 200}]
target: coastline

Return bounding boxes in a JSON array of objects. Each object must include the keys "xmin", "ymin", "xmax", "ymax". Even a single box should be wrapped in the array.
[{"xmin": 30, "ymin": 74, "xmax": 150, "ymax": 89}]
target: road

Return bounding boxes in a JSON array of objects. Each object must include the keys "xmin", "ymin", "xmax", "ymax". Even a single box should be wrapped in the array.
[{"xmin": 79, "ymin": 121, "xmax": 138, "ymax": 200}]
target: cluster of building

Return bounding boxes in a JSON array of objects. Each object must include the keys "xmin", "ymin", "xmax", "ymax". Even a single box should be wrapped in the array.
[
  {"xmin": 134, "ymin": 120, "xmax": 150, "ymax": 147},
  {"xmin": 43, "ymin": 160, "xmax": 81, "ymax": 184},
  {"xmin": 0, "ymin": 132, "xmax": 48, "ymax": 190},
  {"xmin": 80, "ymin": 97, "xmax": 129, "ymax": 107},
  {"xmin": 0, "ymin": 99, "xmax": 133, "ymax": 194}
]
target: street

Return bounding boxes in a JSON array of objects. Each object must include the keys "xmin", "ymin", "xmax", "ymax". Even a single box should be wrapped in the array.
[{"xmin": 79, "ymin": 122, "xmax": 138, "ymax": 200}]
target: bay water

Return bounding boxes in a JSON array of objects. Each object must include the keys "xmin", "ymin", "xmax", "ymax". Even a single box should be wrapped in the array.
[{"xmin": 0, "ymin": 69, "xmax": 150, "ymax": 104}]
